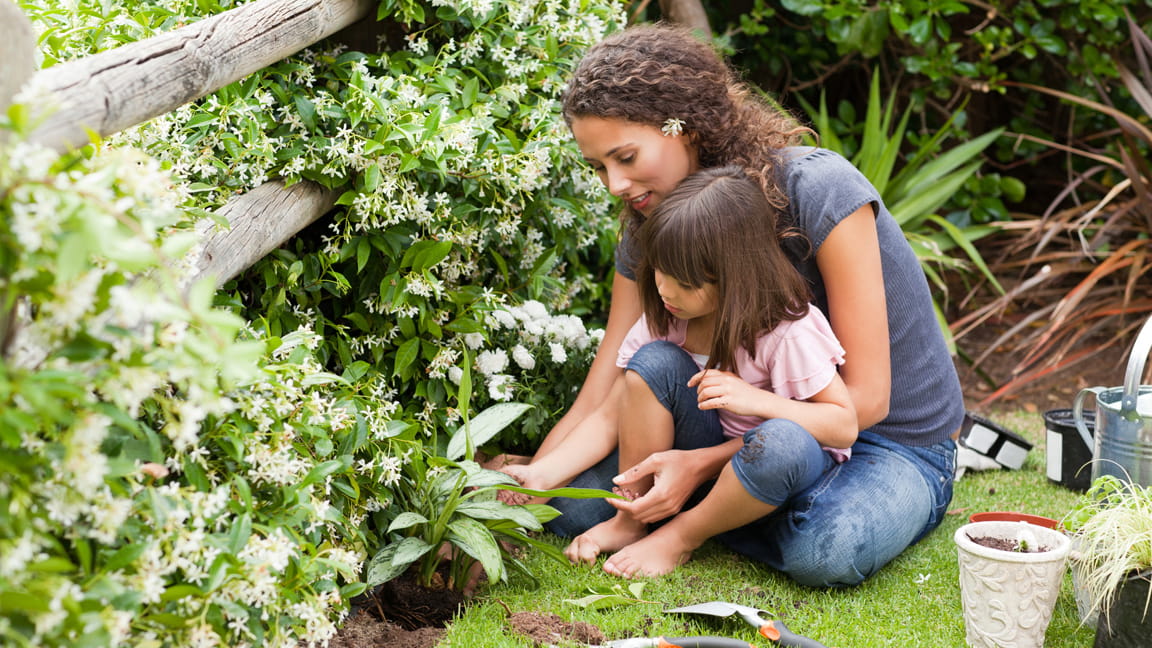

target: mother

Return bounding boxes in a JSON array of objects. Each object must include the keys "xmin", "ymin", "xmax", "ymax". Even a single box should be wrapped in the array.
[{"xmin": 532, "ymin": 23, "xmax": 964, "ymax": 587}]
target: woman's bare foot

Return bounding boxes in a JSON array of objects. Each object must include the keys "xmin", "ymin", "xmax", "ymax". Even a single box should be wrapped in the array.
[
  {"xmin": 602, "ymin": 526, "xmax": 694, "ymax": 578},
  {"xmin": 563, "ymin": 513, "xmax": 648, "ymax": 565}
]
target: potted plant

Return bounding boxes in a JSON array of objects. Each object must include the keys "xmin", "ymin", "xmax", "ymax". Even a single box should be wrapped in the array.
[
  {"xmin": 1064, "ymin": 475, "xmax": 1152, "ymax": 647},
  {"xmin": 954, "ymin": 519, "xmax": 1072, "ymax": 648}
]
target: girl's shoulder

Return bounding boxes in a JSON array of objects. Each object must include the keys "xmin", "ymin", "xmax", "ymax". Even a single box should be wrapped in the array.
[{"xmin": 764, "ymin": 306, "xmax": 836, "ymax": 342}]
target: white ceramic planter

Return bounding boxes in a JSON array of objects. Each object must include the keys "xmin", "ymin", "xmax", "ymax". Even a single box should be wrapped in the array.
[{"xmin": 955, "ymin": 520, "xmax": 1073, "ymax": 648}]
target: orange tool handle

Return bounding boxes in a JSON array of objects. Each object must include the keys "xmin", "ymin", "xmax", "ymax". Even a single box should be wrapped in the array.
[{"xmin": 758, "ymin": 621, "xmax": 831, "ymax": 648}]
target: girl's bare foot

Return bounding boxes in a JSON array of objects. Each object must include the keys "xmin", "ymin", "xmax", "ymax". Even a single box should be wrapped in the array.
[
  {"xmin": 563, "ymin": 514, "xmax": 647, "ymax": 565},
  {"xmin": 602, "ymin": 526, "xmax": 693, "ymax": 578}
]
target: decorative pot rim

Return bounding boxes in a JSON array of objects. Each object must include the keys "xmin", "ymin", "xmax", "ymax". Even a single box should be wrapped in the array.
[
  {"xmin": 968, "ymin": 511, "xmax": 1060, "ymax": 529},
  {"xmin": 955, "ymin": 520, "xmax": 1072, "ymax": 563}
]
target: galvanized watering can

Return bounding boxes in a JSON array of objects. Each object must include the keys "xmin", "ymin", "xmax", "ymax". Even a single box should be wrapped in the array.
[{"xmin": 1074, "ymin": 314, "xmax": 1152, "ymax": 487}]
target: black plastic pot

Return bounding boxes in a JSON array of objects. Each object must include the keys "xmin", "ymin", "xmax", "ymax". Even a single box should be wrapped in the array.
[{"xmin": 1095, "ymin": 569, "xmax": 1152, "ymax": 647}]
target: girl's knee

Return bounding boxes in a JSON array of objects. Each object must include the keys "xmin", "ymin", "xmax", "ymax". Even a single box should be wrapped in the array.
[
  {"xmin": 732, "ymin": 420, "xmax": 827, "ymax": 504},
  {"xmin": 737, "ymin": 419, "xmax": 817, "ymax": 468}
]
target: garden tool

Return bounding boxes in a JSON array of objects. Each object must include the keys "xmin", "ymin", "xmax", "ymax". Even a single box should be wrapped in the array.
[
  {"xmin": 548, "ymin": 636, "xmax": 755, "ymax": 648},
  {"xmin": 666, "ymin": 601, "xmax": 831, "ymax": 648}
]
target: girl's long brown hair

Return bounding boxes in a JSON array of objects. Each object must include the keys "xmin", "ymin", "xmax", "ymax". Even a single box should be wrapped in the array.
[{"xmin": 637, "ymin": 166, "xmax": 812, "ymax": 372}]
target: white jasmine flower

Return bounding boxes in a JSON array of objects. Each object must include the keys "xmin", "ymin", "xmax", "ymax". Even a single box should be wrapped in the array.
[
  {"xmin": 662, "ymin": 118, "xmax": 685, "ymax": 137},
  {"xmin": 463, "ymin": 332, "xmax": 485, "ymax": 349}
]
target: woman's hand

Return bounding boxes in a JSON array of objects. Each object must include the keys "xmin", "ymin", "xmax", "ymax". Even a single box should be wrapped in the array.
[
  {"xmin": 688, "ymin": 369, "xmax": 766, "ymax": 417},
  {"xmin": 608, "ymin": 449, "xmax": 703, "ymax": 524}
]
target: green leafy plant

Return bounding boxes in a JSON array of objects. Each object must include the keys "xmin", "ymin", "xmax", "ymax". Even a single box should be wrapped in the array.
[
  {"xmin": 1065, "ymin": 475, "xmax": 1152, "ymax": 618},
  {"xmin": 366, "ymin": 356, "xmax": 618, "ymax": 592},
  {"xmin": 797, "ymin": 71, "xmax": 1017, "ymax": 348}
]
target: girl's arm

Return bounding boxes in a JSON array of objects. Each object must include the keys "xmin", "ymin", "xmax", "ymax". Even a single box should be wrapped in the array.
[
  {"xmin": 690, "ymin": 370, "xmax": 858, "ymax": 449},
  {"xmin": 533, "ymin": 273, "xmax": 641, "ymax": 457},
  {"xmin": 815, "ymin": 205, "xmax": 891, "ymax": 429}
]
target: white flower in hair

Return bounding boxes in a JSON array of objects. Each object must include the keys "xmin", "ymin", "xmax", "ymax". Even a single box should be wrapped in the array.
[{"xmin": 661, "ymin": 118, "xmax": 685, "ymax": 137}]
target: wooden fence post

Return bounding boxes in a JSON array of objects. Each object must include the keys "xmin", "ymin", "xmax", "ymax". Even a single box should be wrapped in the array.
[{"xmin": 1, "ymin": 2, "xmax": 39, "ymax": 359}]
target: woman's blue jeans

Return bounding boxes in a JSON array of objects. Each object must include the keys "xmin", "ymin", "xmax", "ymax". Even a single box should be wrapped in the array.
[{"xmin": 545, "ymin": 340, "xmax": 957, "ymax": 587}]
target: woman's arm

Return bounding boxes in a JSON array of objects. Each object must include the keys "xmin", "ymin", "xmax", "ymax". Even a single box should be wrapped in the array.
[
  {"xmin": 533, "ymin": 273, "xmax": 641, "ymax": 457},
  {"xmin": 816, "ymin": 205, "xmax": 891, "ymax": 429}
]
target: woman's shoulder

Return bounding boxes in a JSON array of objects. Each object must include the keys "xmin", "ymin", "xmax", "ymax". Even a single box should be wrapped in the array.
[
  {"xmin": 779, "ymin": 147, "xmax": 864, "ymax": 183},
  {"xmin": 776, "ymin": 147, "xmax": 880, "ymax": 231}
]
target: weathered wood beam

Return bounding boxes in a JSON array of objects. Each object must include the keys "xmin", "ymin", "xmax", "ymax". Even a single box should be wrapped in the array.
[
  {"xmin": 2, "ymin": 2, "xmax": 40, "ymax": 360},
  {"xmin": 659, "ymin": 0, "xmax": 712, "ymax": 37},
  {"xmin": 191, "ymin": 180, "xmax": 339, "ymax": 288},
  {"xmin": 27, "ymin": 0, "xmax": 374, "ymax": 152}
]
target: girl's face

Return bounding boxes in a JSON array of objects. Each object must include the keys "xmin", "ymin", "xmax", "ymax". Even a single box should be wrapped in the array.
[
  {"xmin": 653, "ymin": 270, "xmax": 718, "ymax": 321},
  {"xmin": 570, "ymin": 116, "xmax": 699, "ymax": 216}
]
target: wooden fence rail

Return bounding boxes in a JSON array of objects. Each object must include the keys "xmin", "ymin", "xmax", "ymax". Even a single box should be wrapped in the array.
[
  {"xmin": 20, "ymin": 0, "xmax": 374, "ymax": 288},
  {"xmin": 28, "ymin": 0, "xmax": 374, "ymax": 152}
]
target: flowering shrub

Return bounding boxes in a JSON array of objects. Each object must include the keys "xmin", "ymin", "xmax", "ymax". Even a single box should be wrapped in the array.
[
  {"xmin": 5, "ymin": 0, "xmax": 627, "ymax": 645},
  {"xmin": 0, "ymin": 105, "xmax": 438, "ymax": 645},
  {"xmin": 19, "ymin": 0, "xmax": 624, "ymax": 447}
]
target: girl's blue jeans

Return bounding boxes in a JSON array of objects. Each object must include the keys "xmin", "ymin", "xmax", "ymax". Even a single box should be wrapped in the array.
[{"xmin": 545, "ymin": 340, "xmax": 957, "ymax": 587}]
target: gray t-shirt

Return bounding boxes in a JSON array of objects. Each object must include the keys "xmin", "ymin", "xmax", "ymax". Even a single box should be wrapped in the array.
[{"xmin": 615, "ymin": 147, "xmax": 965, "ymax": 447}]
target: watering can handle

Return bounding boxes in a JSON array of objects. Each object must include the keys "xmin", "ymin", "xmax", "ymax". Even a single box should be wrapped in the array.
[
  {"xmin": 1072, "ymin": 388, "xmax": 1100, "ymax": 453},
  {"xmin": 1122, "ymin": 314, "xmax": 1152, "ymax": 412}
]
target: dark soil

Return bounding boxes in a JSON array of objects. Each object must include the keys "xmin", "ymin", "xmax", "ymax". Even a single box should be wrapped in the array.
[
  {"xmin": 966, "ymin": 533, "xmax": 1052, "ymax": 553},
  {"xmin": 956, "ymin": 323, "xmax": 1132, "ymax": 416},
  {"xmin": 372, "ymin": 569, "xmax": 465, "ymax": 631},
  {"xmin": 327, "ymin": 609, "xmax": 446, "ymax": 648},
  {"xmin": 506, "ymin": 611, "xmax": 606, "ymax": 646}
]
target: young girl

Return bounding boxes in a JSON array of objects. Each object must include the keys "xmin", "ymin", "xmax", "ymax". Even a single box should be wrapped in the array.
[
  {"xmin": 566, "ymin": 166, "xmax": 857, "ymax": 576},
  {"xmin": 523, "ymin": 23, "xmax": 964, "ymax": 587}
]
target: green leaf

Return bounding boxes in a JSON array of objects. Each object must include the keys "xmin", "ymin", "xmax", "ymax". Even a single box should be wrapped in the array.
[
  {"xmin": 447, "ymin": 517, "xmax": 504, "ymax": 583},
  {"xmin": 229, "ymin": 513, "xmax": 252, "ymax": 554},
  {"xmin": 455, "ymin": 500, "xmax": 542, "ymax": 530},
  {"xmin": 393, "ymin": 337, "xmax": 421, "ymax": 377},
  {"xmin": 387, "ymin": 511, "xmax": 430, "ymax": 532},
  {"xmin": 365, "ymin": 537, "xmax": 435, "ymax": 588},
  {"xmin": 302, "ymin": 459, "xmax": 346, "ymax": 487},
  {"xmin": 562, "ymin": 583, "xmax": 658, "ymax": 609},
  {"xmin": 446, "ymin": 402, "xmax": 532, "ymax": 460}
]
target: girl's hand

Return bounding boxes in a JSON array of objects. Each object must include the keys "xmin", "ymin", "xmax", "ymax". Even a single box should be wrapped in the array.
[
  {"xmin": 688, "ymin": 369, "xmax": 766, "ymax": 416},
  {"xmin": 609, "ymin": 449, "xmax": 702, "ymax": 524}
]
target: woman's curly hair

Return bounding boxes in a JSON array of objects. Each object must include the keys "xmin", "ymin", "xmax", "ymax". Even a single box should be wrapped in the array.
[{"xmin": 561, "ymin": 23, "xmax": 810, "ymax": 228}]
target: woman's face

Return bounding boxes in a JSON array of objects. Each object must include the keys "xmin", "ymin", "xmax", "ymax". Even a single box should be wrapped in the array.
[{"xmin": 570, "ymin": 116, "xmax": 699, "ymax": 216}]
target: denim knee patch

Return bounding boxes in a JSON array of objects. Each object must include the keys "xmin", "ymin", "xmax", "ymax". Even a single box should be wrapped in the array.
[{"xmin": 730, "ymin": 419, "xmax": 832, "ymax": 506}]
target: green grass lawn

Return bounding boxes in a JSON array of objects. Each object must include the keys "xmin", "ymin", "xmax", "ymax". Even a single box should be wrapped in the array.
[{"xmin": 444, "ymin": 410, "xmax": 1095, "ymax": 647}]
